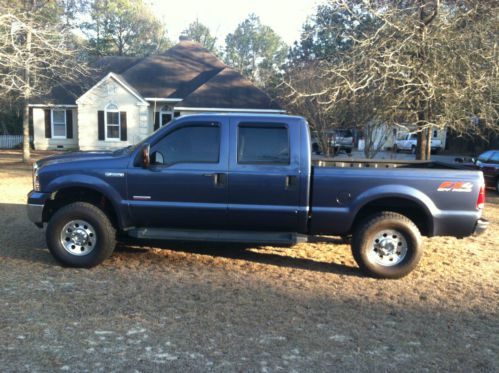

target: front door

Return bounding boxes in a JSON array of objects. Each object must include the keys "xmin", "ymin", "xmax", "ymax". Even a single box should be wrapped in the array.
[
  {"xmin": 227, "ymin": 119, "xmax": 302, "ymax": 232},
  {"xmin": 127, "ymin": 119, "xmax": 229, "ymax": 229}
]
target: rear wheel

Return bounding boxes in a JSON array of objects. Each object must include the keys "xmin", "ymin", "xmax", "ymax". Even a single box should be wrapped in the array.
[
  {"xmin": 46, "ymin": 202, "xmax": 116, "ymax": 267},
  {"xmin": 351, "ymin": 212, "xmax": 422, "ymax": 278}
]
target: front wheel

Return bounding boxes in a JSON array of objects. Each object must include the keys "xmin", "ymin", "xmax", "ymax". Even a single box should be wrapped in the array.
[
  {"xmin": 351, "ymin": 212, "xmax": 422, "ymax": 278},
  {"xmin": 46, "ymin": 202, "xmax": 116, "ymax": 267}
]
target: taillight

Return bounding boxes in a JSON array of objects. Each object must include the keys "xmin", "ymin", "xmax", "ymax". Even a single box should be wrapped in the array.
[{"xmin": 477, "ymin": 184, "xmax": 485, "ymax": 210}]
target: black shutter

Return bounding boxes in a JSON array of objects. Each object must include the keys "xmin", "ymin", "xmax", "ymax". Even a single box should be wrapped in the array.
[
  {"xmin": 66, "ymin": 110, "xmax": 73, "ymax": 139},
  {"xmin": 154, "ymin": 112, "xmax": 160, "ymax": 131},
  {"xmin": 98, "ymin": 110, "xmax": 105, "ymax": 140},
  {"xmin": 120, "ymin": 111, "xmax": 127, "ymax": 141},
  {"xmin": 44, "ymin": 109, "xmax": 51, "ymax": 138}
]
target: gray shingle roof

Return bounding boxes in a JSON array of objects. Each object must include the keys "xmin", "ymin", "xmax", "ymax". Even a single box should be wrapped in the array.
[
  {"xmin": 179, "ymin": 67, "xmax": 281, "ymax": 110},
  {"xmin": 30, "ymin": 41, "xmax": 281, "ymax": 110}
]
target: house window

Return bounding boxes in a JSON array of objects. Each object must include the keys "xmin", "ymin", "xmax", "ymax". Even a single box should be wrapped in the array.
[
  {"xmin": 105, "ymin": 103, "xmax": 120, "ymax": 140},
  {"xmin": 433, "ymin": 130, "xmax": 438, "ymax": 138},
  {"xmin": 51, "ymin": 109, "xmax": 66, "ymax": 138},
  {"xmin": 160, "ymin": 105, "xmax": 173, "ymax": 126}
]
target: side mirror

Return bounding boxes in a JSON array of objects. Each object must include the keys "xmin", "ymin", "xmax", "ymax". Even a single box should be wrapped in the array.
[{"xmin": 142, "ymin": 144, "xmax": 150, "ymax": 167}]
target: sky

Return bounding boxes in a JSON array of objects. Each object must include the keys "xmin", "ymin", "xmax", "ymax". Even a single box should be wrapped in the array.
[{"xmin": 148, "ymin": 0, "xmax": 324, "ymax": 47}]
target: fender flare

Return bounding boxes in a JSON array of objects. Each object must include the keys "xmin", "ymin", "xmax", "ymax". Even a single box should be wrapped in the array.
[
  {"xmin": 350, "ymin": 184, "xmax": 438, "ymax": 234},
  {"xmin": 45, "ymin": 175, "xmax": 126, "ymax": 228}
]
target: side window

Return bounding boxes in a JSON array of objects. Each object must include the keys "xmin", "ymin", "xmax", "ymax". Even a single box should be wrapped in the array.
[
  {"xmin": 151, "ymin": 124, "xmax": 220, "ymax": 165},
  {"xmin": 490, "ymin": 152, "xmax": 499, "ymax": 163},
  {"xmin": 238, "ymin": 124, "xmax": 289, "ymax": 165},
  {"xmin": 478, "ymin": 151, "xmax": 493, "ymax": 163}
]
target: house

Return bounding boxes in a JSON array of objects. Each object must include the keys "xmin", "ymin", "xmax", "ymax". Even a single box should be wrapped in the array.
[{"xmin": 29, "ymin": 41, "xmax": 284, "ymax": 151}]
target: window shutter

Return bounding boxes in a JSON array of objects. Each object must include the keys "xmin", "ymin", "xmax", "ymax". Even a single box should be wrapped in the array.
[
  {"xmin": 120, "ymin": 111, "xmax": 127, "ymax": 141},
  {"xmin": 44, "ymin": 109, "xmax": 51, "ymax": 138},
  {"xmin": 154, "ymin": 112, "xmax": 160, "ymax": 131},
  {"xmin": 66, "ymin": 110, "xmax": 73, "ymax": 139},
  {"xmin": 98, "ymin": 110, "xmax": 105, "ymax": 140}
]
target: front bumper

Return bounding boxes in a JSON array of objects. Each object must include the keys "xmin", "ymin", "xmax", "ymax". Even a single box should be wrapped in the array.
[
  {"xmin": 27, "ymin": 203, "xmax": 44, "ymax": 227},
  {"xmin": 473, "ymin": 218, "xmax": 489, "ymax": 236},
  {"xmin": 27, "ymin": 190, "xmax": 50, "ymax": 228}
]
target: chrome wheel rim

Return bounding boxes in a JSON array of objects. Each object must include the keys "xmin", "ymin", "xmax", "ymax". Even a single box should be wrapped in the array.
[
  {"xmin": 60, "ymin": 219, "xmax": 97, "ymax": 256},
  {"xmin": 368, "ymin": 229, "xmax": 408, "ymax": 266}
]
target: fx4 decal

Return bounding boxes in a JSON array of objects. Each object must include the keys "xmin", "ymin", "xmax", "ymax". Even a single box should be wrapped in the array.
[{"xmin": 437, "ymin": 181, "xmax": 473, "ymax": 192}]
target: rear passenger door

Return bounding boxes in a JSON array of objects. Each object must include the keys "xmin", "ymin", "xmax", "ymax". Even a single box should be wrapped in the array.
[{"xmin": 227, "ymin": 119, "xmax": 302, "ymax": 232}]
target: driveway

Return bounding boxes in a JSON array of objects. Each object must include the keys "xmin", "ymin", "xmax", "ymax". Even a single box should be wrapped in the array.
[{"xmin": 0, "ymin": 155, "xmax": 498, "ymax": 372}]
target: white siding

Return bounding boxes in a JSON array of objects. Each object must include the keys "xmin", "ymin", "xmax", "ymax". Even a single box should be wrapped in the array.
[
  {"xmin": 77, "ymin": 76, "xmax": 148, "ymax": 151},
  {"xmin": 32, "ymin": 108, "xmax": 78, "ymax": 151}
]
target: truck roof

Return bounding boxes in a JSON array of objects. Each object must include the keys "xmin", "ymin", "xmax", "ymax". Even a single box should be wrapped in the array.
[{"xmin": 175, "ymin": 113, "xmax": 306, "ymax": 121}]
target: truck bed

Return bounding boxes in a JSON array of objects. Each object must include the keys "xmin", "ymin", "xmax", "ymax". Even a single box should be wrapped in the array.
[
  {"xmin": 313, "ymin": 158, "xmax": 462, "ymax": 170},
  {"xmin": 309, "ymin": 158, "xmax": 482, "ymax": 237}
]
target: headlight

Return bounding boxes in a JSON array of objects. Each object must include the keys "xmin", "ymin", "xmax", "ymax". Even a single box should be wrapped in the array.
[{"xmin": 33, "ymin": 162, "xmax": 40, "ymax": 191}]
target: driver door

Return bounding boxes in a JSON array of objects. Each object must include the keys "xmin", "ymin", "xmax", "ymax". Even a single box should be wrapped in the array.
[{"xmin": 126, "ymin": 119, "xmax": 229, "ymax": 229}]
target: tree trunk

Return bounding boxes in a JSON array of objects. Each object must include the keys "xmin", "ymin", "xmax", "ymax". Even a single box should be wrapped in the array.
[
  {"xmin": 22, "ymin": 12, "xmax": 33, "ymax": 164},
  {"xmin": 415, "ymin": 0, "xmax": 438, "ymax": 161},
  {"xmin": 22, "ymin": 103, "xmax": 30, "ymax": 162}
]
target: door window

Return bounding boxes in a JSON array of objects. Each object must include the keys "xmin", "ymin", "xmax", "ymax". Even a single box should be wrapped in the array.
[
  {"xmin": 151, "ymin": 124, "xmax": 220, "ymax": 166},
  {"xmin": 477, "ymin": 151, "xmax": 493, "ymax": 163},
  {"xmin": 237, "ymin": 125, "xmax": 289, "ymax": 165}
]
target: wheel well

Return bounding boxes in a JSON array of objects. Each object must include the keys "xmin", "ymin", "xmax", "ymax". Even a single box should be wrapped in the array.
[
  {"xmin": 353, "ymin": 197, "xmax": 431, "ymax": 236},
  {"xmin": 43, "ymin": 187, "xmax": 119, "ymax": 228}
]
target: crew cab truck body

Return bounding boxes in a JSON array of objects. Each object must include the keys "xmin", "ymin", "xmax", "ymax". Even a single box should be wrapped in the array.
[{"xmin": 28, "ymin": 114, "xmax": 488, "ymax": 278}]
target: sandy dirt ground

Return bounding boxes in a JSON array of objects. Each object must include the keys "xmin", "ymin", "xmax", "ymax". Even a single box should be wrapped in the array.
[{"xmin": 0, "ymin": 151, "xmax": 498, "ymax": 372}]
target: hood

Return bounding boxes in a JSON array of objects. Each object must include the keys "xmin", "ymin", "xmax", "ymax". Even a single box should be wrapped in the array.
[{"xmin": 36, "ymin": 151, "xmax": 117, "ymax": 168}]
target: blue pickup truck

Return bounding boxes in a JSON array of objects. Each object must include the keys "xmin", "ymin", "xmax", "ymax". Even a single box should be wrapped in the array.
[{"xmin": 28, "ymin": 114, "xmax": 488, "ymax": 278}]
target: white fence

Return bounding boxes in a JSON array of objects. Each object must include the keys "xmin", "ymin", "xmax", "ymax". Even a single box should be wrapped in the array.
[{"xmin": 0, "ymin": 135, "xmax": 32, "ymax": 149}]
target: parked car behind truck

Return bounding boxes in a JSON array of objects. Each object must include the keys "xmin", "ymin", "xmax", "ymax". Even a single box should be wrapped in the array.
[
  {"xmin": 456, "ymin": 150, "xmax": 499, "ymax": 193},
  {"xmin": 311, "ymin": 129, "xmax": 355, "ymax": 154},
  {"xmin": 28, "ymin": 114, "xmax": 488, "ymax": 278},
  {"xmin": 394, "ymin": 133, "xmax": 442, "ymax": 154}
]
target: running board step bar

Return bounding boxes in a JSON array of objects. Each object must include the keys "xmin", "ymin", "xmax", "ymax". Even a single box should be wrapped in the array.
[{"xmin": 128, "ymin": 228, "xmax": 308, "ymax": 245}]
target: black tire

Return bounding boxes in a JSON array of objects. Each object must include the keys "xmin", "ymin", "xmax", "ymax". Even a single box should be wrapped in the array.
[
  {"xmin": 351, "ymin": 212, "xmax": 422, "ymax": 279},
  {"xmin": 345, "ymin": 148, "xmax": 352, "ymax": 154},
  {"xmin": 46, "ymin": 202, "xmax": 116, "ymax": 267}
]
